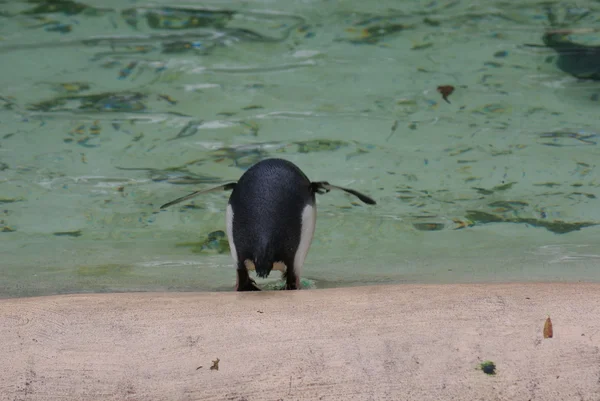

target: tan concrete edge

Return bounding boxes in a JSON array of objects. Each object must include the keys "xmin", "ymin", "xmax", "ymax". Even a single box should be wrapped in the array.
[{"xmin": 1, "ymin": 283, "xmax": 599, "ymax": 401}]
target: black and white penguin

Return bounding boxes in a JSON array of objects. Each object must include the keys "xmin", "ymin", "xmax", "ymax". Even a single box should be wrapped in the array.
[{"xmin": 160, "ymin": 158, "xmax": 376, "ymax": 291}]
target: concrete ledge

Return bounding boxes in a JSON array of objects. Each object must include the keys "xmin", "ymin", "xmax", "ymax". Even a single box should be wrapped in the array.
[{"xmin": 1, "ymin": 283, "xmax": 600, "ymax": 401}]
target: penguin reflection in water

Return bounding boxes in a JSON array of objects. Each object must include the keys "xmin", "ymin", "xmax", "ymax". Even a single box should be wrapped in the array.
[{"xmin": 160, "ymin": 158, "xmax": 376, "ymax": 291}]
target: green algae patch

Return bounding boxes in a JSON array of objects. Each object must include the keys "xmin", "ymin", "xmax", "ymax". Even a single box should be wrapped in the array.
[
  {"xmin": 176, "ymin": 230, "xmax": 230, "ymax": 254},
  {"xmin": 465, "ymin": 211, "xmax": 598, "ymax": 234},
  {"xmin": 479, "ymin": 360, "xmax": 496, "ymax": 375}
]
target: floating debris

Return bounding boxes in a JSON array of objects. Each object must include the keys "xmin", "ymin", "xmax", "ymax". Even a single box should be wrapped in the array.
[
  {"xmin": 294, "ymin": 139, "xmax": 347, "ymax": 153},
  {"xmin": 118, "ymin": 61, "xmax": 138, "ymax": 80},
  {"xmin": 0, "ymin": 198, "xmax": 23, "ymax": 204},
  {"xmin": 208, "ymin": 146, "xmax": 269, "ymax": 169},
  {"xmin": 543, "ymin": 316, "xmax": 553, "ymax": 339},
  {"xmin": 465, "ymin": 210, "xmax": 518, "ymax": 223},
  {"xmin": 0, "ymin": 95, "xmax": 17, "ymax": 110},
  {"xmin": 92, "ymin": 45, "xmax": 156, "ymax": 61},
  {"xmin": 161, "ymin": 40, "xmax": 213, "ymax": 54},
  {"xmin": 223, "ymin": 27, "xmax": 291, "ymax": 43},
  {"xmin": 437, "ymin": 85, "xmax": 454, "ymax": 103},
  {"xmin": 340, "ymin": 19, "xmax": 413, "ymax": 44},
  {"xmin": 568, "ymin": 192, "xmax": 596, "ymax": 199},
  {"xmin": 168, "ymin": 121, "xmax": 200, "ymax": 141},
  {"xmin": 21, "ymin": 1, "xmax": 97, "ymax": 16},
  {"xmin": 151, "ymin": 171, "xmax": 222, "ymax": 185},
  {"xmin": 386, "ymin": 120, "xmax": 399, "ymax": 141},
  {"xmin": 116, "ymin": 166, "xmax": 222, "ymax": 185},
  {"xmin": 157, "ymin": 94, "xmax": 177, "ymax": 105},
  {"xmin": 452, "ymin": 219, "xmax": 474, "ymax": 230},
  {"xmin": 423, "ymin": 17, "xmax": 441, "ymax": 27},
  {"xmin": 78, "ymin": 136, "xmax": 99, "ymax": 148},
  {"xmin": 413, "ymin": 222, "xmax": 445, "ymax": 231},
  {"xmin": 538, "ymin": 131, "xmax": 597, "ymax": 147},
  {"xmin": 493, "ymin": 182, "xmax": 515, "ymax": 192},
  {"xmin": 411, "ymin": 42, "xmax": 433, "ymax": 50},
  {"xmin": 210, "ymin": 358, "xmax": 220, "ymax": 371},
  {"xmin": 483, "ymin": 61, "xmax": 502, "ymax": 68},
  {"xmin": 44, "ymin": 23, "xmax": 72, "ymax": 33},
  {"xmin": 1, "ymin": 217, "xmax": 15, "ymax": 233},
  {"xmin": 447, "ymin": 146, "xmax": 472, "ymax": 157},
  {"xmin": 241, "ymin": 121, "xmax": 259, "ymax": 136},
  {"xmin": 28, "ymin": 91, "xmax": 147, "ymax": 113},
  {"xmin": 472, "ymin": 103, "xmax": 510, "ymax": 115},
  {"xmin": 488, "ymin": 200, "xmax": 529, "ymax": 210},
  {"xmin": 122, "ymin": 7, "xmax": 235, "ymax": 30},
  {"xmin": 89, "ymin": 121, "xmax": 101, "ymax": 135},
  {"xmin": 53, "ymin": 230, "xmax": 82, "ymax": 237},
  {"xmin": 346, "ymin": 145, "xmax": 372, "ymax": 161},
  {"xmin": 242, "ymin": 105, "xmax": 264, "ymax": 110},
  {"xmin": 52, "ymin": 82, "xmax": 91, "ymax": 94},
  {"xmin": 472, "ymin": 182, "xmax": 515, "ymax": 195}
]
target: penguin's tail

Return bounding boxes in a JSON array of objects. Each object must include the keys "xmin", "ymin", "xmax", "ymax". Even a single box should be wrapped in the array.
[
  {"xmin": 253, "ymin": 248, "xmax": 275, "ymax": 278},
  {"xmin": 254, "ymin": 260, "xmax": 273, "ymax": 278}
]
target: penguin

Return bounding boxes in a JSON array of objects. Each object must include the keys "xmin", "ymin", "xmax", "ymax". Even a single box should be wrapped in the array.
[{"xmin": 160, "ymin": 158, "xmax": 376, "ymax": 291}]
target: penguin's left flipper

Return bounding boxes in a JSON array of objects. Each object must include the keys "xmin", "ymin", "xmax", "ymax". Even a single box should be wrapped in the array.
[
  {"xmin": 159, "ymin": 182, "xmax": 237, "ymax": 209},
  {"xmin": 311, "ymin": 181, "xmax": 376, "ymax": 205}
]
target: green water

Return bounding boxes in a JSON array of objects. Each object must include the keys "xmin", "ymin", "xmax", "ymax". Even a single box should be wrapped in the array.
[{"xmin": 1, "ymin": 0, "xmax": 600, "ymax": 297}]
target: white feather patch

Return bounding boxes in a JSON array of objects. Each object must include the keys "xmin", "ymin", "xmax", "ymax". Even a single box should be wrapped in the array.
[
  {"xmin": 226, "ymin": 204, "xmax": 237, "ymax": 267},
  {"xmin": 294, "ymin": 204, "xmax": 316, "ymax": 278},
  {"xmin": 244, "ymin": 260, "xmax": 286, "ymax": 272}
]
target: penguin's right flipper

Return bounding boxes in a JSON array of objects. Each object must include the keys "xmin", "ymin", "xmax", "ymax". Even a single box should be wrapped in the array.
[
  {"xmin": 311, "ymin": 181, "xmax": 376, "ymax": 205},
  {"xmin": 160, "ymin": 182, "xmax": 237, "ymax": 209}
]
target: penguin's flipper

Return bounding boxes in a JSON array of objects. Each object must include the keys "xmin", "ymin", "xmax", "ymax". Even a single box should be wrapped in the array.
[
  {"xmin": 311, "ymin": 181, "xmax": 376, "ymax": 205},
  {"xmin": 160, "ymin": 182, "xmax": 237, "ymax": 209}
]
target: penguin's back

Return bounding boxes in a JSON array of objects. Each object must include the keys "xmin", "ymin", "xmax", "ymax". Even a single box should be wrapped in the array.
[{"xmin": 227, "ymin": 158, "xmax": 315, "ymax": 260}]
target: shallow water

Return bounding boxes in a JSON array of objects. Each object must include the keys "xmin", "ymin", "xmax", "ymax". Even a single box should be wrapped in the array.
[{"xmin": 1, "ymin": 0, "xmax": 600, "ymax": 297}]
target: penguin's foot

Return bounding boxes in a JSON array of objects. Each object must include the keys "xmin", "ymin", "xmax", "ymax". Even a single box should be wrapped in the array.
[
  {"xmin": 235, "ymin": 268, "xmax": 261, "ymax": 291},
  {"xmin": 282, "ymin": 276, "xmax": 301, "ymax": 290},
  {"xmin": 237, "ymin": 278, "xmax": 261, "ymax": 292}
]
